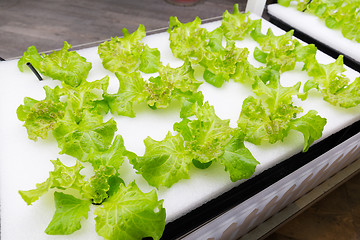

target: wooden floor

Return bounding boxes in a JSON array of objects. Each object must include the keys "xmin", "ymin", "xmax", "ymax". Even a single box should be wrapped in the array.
[{"xmin": 1, "ymin": 0, "xmax": 360, "ymax": 239}]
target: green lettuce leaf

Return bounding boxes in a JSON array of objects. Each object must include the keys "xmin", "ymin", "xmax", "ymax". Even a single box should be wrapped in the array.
[
  {"xmin": 45, "ymin": 192, "xmax": 91, "ymax": 235},
  {"xmin": 130, "ymin": 132, "xmax": 193, "ymax": 188},
  {"xmin": 86, "ymin": 135, "xmax": 128, "ymax": 170},
  {"xmin": 104, "ymin": 71, "xmax": 148, "ymax": 117},
  {"xmin": 53, "ymin": 110, "xmax": 117, "ymax": 161},
  {"xmin": 219, "ymin": 131, "xmax": 259, "ymax": 182},
  {"xmin": 18, "ymin": 42, "xmax": 92, "ymax": 87},
  {"xmin": 145, "ymin": 60, "xmax": 202, "ymax": 109},
  {"xmin": 174, "ymin": 102, "xmax": 233, "ymax": 164},
  {"xmin": 252, "ymin": 27, "xmax": 316, "ymax": 72},
  {"xmin": 18, "ymin": 45, "xmax": 43, "ymax": 72},
  {"xmin": 238, "ymin": 76, "xmax": 303, "ymax": 144},
  {"xmin": 19, "ymin": 159, "xmax": 86, "ymax": 205},
  {"xmin": 98, "ymin": 25, "xmax": 160, "ymax": 73},
  {"xmin": 290, "ymin": 110, "xmax": 327, "ymax": 152},
  {"xmin": 200, "ymin": 37, "xmax": 249, "ymax": 87},
  {"xmin": 17, "ymin": 86, "xmax": 65, "ymax": 141},
  {"xmin": 221, "ymin": 4, "xmax": 261, "ymax": 41},
  {"xmin": 94, "ymin": 181, "xmax": 166, "ymax": 240},
  {"xmin": 168, "ymin": 16, "xmax": 208, "ymax": 63},
  {"xmin": 82, "ymin": 165, "xmax": 118, "ymax": 204},
  {"xmin": 60, "ymin": 75, "xmax": 110, "ymax": 122},
  {"xmin": 305, "ymin": 55, "xmax": 360, "ymax": 108}
]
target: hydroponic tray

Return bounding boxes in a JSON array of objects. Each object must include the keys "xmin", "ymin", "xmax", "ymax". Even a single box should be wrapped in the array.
[{"xmin": 1, "ymin": 13, "xmax": 360, "ymax": 240}]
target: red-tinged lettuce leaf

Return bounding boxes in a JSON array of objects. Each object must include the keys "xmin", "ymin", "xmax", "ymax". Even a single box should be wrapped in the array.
[
  {"xmin": 174, "ymin": 102, "xmax": 233, "ymax": 164},
  {"xmin": 146, "ymin": 61, "xmax": 202, "ymax": 109},
  {"xmin": 219, "ymin": 131, "xmax": 259, "ymax": 182},
  {"xmin": 98, "ymin": 25, "xmax": 160, "ymax": 74},
  {"xmin": 104, "ymin": 71, "xmax": 148, "ymax": 117},
  {"xmin": 167, "ymin": 16, "xmax": 208, "ymax": 63},
  {"xmin": 17, "ymin": 85, "xmax": 65, "ymax": 141},
  {"xmin": 221, "ymin": 4, "xmax": 261, "ymax": 41},
  {"xmin": 45, "ymin": 192, "xmax": 91, "ymax": 235},
  {"xmin": 53, "ymin": 110, "xmax": 117, "ymax": 161},
  {"xmin": 94, "ymin": 182, "xmax": 166, "ymax": 240},
  {"xmin": 130, "ymin": 132, "xmax": 193, "ymax": 188},
  {"xmin": 290, "ymin": 110, "xmax": 327, "ymax": 152},
  {"xmin": 19, "ymin": 159, "xmax": 86, "ymax": 205}
]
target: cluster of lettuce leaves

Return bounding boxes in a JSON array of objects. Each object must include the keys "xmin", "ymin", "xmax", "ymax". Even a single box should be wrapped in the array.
[
  {"xmin": 15, "ymin": 3, "xmax": 360, "ymax": 240},
  {"xmin": 278, "ymin": 0, "xmax": 360, "ymax": 43}
]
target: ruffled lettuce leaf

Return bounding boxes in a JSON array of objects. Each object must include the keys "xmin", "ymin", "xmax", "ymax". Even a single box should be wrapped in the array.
[
  {"xmin": 238, "ymin": 76, "xmax": 326, "ymax": 151},
  {"xmin": 130, "ymin": 132, "xmax": 193, "ymax": 188},
  {"xmin": 45, "ymin": 192, "xmax": 91, "ymax": 235},
  {"xmin": 53, "ymin": 110, "xmax": 117, "ymax": 161},
  {"xmin": 104, "ymin": 71, "xmax": 148, "ymax": 117},
  {"xmin": 219, "ymin": 131, "xmax": 259, "ymax": 182},
  {"xmin": 168, "ymin": 16, "xmax": 208, "ymax": 63},
  {"xmin": 174, "ymin": 102, "xmax": 233, "ymax": 164},
  {"xmin": 290, "ymin": 110, "xmax": 327, "ymax": 152},
  {"xmin": 146, "ymin": 60, "xmax": 202, "ymax": 109},
  {"xmin": 18, "ymin": 42, "xmax": 92, "ymax": 87},
  {"xmin": 19, "ymin": 159, "xmax": 86, "ymax": 205},
  {"xmin": 17, "ymin": 86, "xmax": 65, "ymax": 141},
  {"xmin": 82, "ymin": 165, "xmax": 118, "ymax": 204},
  {"xmin": 98, "ymin": 25, "xmax": 160, "ymax": 73},
  {"xmin": 252, "ymin": 27, "xmax": 317, "ymax": 72},
  {"xmin": 94, "ymin": 182, "xmax": 166, "ymax": 240},
  {"xmin": 60, "ymin": 75, "xmax": 110, "ymax": 122},
  {"xmin": 221, "ymin": 4, "xmax": 261, "ymax": 41},
  {"xmin": 200, "ymin": 31, "xmax": 250, "ymax": 87},
  {"xmin": 305, "ymin": 55, "xmax": 360, "ymax": 108}
]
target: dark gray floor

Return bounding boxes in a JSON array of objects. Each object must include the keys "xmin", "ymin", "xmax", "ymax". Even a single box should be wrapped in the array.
[{"xmin": 0, "ymin": 0, "xmax": 242, "ymax": 59}]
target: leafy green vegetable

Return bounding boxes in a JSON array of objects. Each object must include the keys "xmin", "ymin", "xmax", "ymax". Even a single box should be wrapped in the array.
[
  {"xmin": 82, "ymin": 165, "xmax": 118, "ymax": 204},
  {"xmin": 221, "ymin": 4, "xmax": 261, "ymax": 41},
  {"xmin": 304, "ymin": 55, "xmax": 360, "ymax": 108},
  {"xmin": 289, "ymin": 110, "xmax": 327, "ymax": 151},
  {"xmin": 168, "ymin": 16, "xmax": 208, "ymax": 63},
  {"xmin": 219, "ymin": 131, "xmax": 259, "ymax": 182},
  {"xmin": 45, "ymin": 192, "xmax": 91, "ymax": 235},
  {"xmin": 94, "ymin": 181, "xmax": 166, "ymax": 240},
  {"xmin": 237, "ymin": 75, "xmax": 326, "ymax": 151},
  {"xmin": 200, "ymin": 34, "xmax": 249, "ymax": 87},
  {"xmin": 104, "ymin": 71, "xmax": 148, "ymax": 117},
  {"xmin": 18, "ymin": 41, "xmax": 92, "ymax": 87},
  {"xmin": 174, "ymin": 102, "xmax": 233, "ymax": 164},
  {"xmin": 17, "ymin": 86, "xmax": 65, "ymax": 141},
  {"xmin": 130, "ymin": 132, "xmax": 193, "ymax": 188},
  {"xmin": 98, "ymin": 25, "xmax": 161, "ymax": 73},
  {"xmin": 279, "ymin": 0, "xmax": 360, "ymax": 43},
  {"xmin": 19, "ymin": 159, "xmax": 86, "ymax": 205},
  {"xmin": 53, "ymin": 110, "xmax": 117, "ymax": 161},
  {"xmin": 251, "ymin": 26, "xmax": 317, "ymax": 72}
]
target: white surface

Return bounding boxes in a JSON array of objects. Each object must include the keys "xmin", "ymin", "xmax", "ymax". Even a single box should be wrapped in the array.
[
  {"xmin": 267, "ymin": 4, "xmax": 360, "ymax": 63},
  {"xmin": 1, "ymin": 16, "xmax": 360, "ymax": 240}
]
